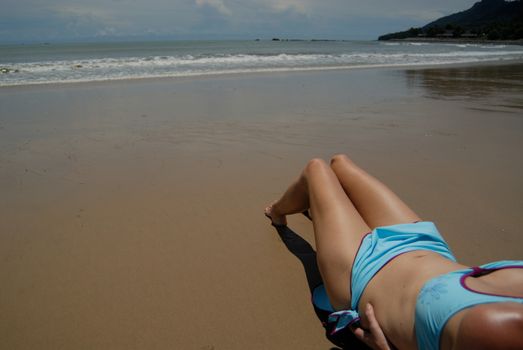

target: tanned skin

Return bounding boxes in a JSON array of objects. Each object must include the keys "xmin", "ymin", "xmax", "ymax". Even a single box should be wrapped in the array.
[{"xmin": 265, "ymin": 154, "xmax": 523, "ymax": 350}]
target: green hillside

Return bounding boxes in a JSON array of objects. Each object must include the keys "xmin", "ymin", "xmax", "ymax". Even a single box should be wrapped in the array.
[{"xmin": 379, "ymin": 0, "xmax": 523, "ymax": 40}]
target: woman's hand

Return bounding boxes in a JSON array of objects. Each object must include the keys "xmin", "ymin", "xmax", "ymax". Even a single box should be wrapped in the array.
[{"xmin": 351, "ymin": 303, "xmax": 392, "ymax": 350}]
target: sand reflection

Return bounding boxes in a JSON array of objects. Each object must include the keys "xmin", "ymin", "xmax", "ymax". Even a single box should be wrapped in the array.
[{"xmin": 405, "ymin": 63, "xmax": 523, "ymax": 111}]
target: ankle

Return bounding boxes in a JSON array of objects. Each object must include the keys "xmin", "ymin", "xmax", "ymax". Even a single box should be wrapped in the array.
[{"xmin": 270, "ymin": 202, "xmax": 282, "ymax": 216}]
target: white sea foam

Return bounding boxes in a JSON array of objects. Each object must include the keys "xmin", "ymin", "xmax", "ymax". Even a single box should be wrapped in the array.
[{"xmin": 2, "ymin": 42, "xmax": 523, "ymax": 87}]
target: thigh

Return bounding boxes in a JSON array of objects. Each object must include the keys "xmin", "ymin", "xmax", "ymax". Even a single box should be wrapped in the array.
[
  {"xmin": 330, "ymin": 154, "xmax": 420, "ymax": 229},
  {"xmin": 304, "ymin": 159, "xmax": 371, "ymax": 310}
]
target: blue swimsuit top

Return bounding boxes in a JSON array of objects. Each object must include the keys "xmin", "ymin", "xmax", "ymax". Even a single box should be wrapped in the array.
[{"xmin": 415, "ymin": 260, "xmax": 523, "ymax": 350}]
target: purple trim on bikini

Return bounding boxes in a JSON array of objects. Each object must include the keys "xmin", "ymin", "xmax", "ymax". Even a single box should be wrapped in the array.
[
  {"xmin": 349, "ymin": 232, "xmax": 372, "ymax": 298},
  {"xmin": 460, "ymin": 265, "xmax": 523, "ymax": 298},
  {"xmin": 329, "ymin": 317, "xmax": 361, "ymax": 336}
]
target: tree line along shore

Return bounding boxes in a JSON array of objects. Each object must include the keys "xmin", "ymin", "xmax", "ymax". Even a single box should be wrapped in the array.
[{"xmin": 379, "ymin": 0, "xmax": 523, "ymax": 43}]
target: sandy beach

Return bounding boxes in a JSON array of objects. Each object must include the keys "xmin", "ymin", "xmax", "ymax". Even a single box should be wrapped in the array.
[{"xmin": 1, "ymin": 62, "xmax": 522, "ymax": 349}]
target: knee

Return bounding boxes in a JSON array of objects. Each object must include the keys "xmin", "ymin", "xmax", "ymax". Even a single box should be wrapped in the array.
[
  {"xmin": 330, "ymin": 153, "xmax": 354, "ymax": 167},
  {"xmin": 304, "ymin": 158, "xmax": 329, "ymax": 175}
]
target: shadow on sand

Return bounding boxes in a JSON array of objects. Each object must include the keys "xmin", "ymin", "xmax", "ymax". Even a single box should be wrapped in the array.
[{"xmin": 272, "ymin": 223, "xmax": 370, "ymax": 350}]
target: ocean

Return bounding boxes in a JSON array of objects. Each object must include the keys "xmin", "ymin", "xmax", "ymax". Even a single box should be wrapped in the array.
[{"xmin": 1, "ymin": 40, "xmax": 523, "ymax": 87}]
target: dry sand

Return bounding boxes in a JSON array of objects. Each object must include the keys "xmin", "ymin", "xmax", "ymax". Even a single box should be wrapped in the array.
[{"xmin": 1, "ymin": 63, "xmax": 522, "ymax": 349}]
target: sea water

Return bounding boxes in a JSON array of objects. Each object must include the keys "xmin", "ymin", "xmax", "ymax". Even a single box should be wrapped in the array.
[{"xmin": 1, "ymin": 40, "xmax": 523, "ymax": 86}]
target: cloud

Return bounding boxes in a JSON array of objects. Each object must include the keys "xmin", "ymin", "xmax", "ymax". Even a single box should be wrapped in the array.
[
  {"xmin": 0, "ymin": 0, "xmax": 481, "ymax": 42},
  {"xmin": 50, "ymin": 4, "xmax": 125, "ymax": 37},
  {"xmin": 381, "ymin": 9, "xmax": 447, "ymax": 22},
  {"xmin": 195, "ymin": 0, "xmax": 232, "ymax": 16},
  {"xmin": 266, "ymin": 0, "xmax": 309, "ymax": 15}
]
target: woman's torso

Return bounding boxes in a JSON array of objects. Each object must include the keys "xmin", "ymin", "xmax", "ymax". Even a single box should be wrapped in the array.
[
  {"xmin": 358, "ymin": 251, "xmax": 466, "ymax": 350},
  {"xmin": 359, "ymin": 252, "xmax": 523, "ymax": 349}
]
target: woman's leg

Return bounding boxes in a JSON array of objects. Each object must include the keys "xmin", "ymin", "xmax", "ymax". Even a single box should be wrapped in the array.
[
  {"xmin": 266, "ymin": 158, "xmax": 370, "ymax": 310},
  {"xmin": 329, "ymin": 154, "xmax": 420, "ymax": 229}
]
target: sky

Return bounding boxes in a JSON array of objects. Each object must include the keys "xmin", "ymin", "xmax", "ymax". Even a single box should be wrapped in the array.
[{"xmin": 0, "ymin": 0, "xmax": 481, "ymax": 43}]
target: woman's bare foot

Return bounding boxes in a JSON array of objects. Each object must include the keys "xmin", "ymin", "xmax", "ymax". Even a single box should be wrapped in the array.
[{"xmin": 264, "ymin": 201, "xmax": 287, "ymax": 226}]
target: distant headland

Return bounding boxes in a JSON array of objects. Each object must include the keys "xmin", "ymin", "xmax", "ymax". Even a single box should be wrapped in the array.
[{"xmin": 379, "ymin": 0, "xmax": 523, "ymax": 43}]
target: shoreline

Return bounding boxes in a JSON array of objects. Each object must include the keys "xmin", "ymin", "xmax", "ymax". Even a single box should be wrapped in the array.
[{"xmin": 2, "ymin": 58, "xmax": 523, "ymax": 90}]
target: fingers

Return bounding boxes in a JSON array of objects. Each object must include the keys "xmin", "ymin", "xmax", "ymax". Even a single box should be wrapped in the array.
[
  {"xmin": 351, "ymin": 325, "xmax": 366, "ymax": 342},
  {"xmin": 350, "ymin": 303, "xmax": 391, "ymax": 350},
  {"xmin": 366, "ymin": 303, "xmax": 383, "ymax": 335}
]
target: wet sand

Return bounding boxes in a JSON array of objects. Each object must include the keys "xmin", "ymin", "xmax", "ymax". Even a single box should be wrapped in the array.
[{"xmin": 1, "ymin": 63, "xmax": 522, "ymax": 349}]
